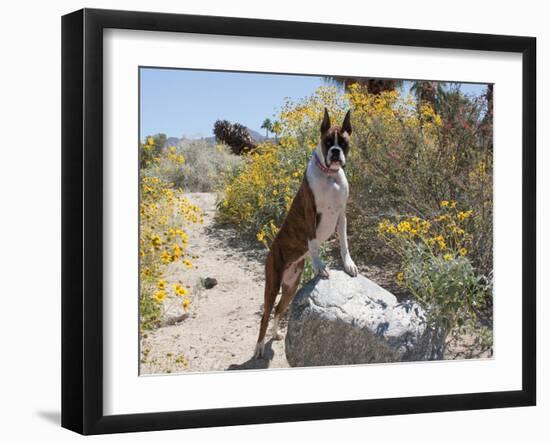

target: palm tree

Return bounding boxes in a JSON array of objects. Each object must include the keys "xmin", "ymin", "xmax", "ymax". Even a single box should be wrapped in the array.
[
  {"xmin": 260, "ymin": 118, "xmax": 273, "ymax": 138},
  {"xmin": 271, "ymin": 120, "xmax": 281, "ymax": 142},
  {"xmin": 327, "ymin": 76, "xmax": 403, "ymax": 94},
  {"xmin": 410, "ymin": 81, "xmax": 447, "ymax": 111}
]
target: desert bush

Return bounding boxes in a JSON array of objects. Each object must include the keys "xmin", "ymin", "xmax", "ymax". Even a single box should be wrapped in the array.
[
  {"xmin": 344, "ymin": 84, "xmax": 492, "ymax": 274},
  {"xmin": 140, "ymin": 134, "xmax": 166, "ymax": 168},
  {"xmin": 404, "ymin": 248, "xmax": 489, "ymax": 344},
  {"xmin": 217, "ymin": 143, "xmax": 303, "ymax": 242},
  {"xmin": 149, "ymin": 140, "xmax": 242, "ymax": 192},
  {"xmin": 139, "ymin": 150, "xmax": 203, "ymax": 330},
  {"xmin": 378, "ymin": 202, "xmax": 491, "ymax": 346}
]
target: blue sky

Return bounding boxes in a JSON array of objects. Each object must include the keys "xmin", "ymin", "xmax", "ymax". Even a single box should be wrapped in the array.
[{"xmin": 140, "ymin": 68, "xmax": 488, "ymax": 140}]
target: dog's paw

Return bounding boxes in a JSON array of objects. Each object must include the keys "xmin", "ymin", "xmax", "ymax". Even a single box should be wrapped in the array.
[
  {"xmin": 344, "ymin": 257, "xmax": 358, "ymax": 277},
  {"xmin": 253, "ymin": 339, "xmax": 265, "ymax": 359}
]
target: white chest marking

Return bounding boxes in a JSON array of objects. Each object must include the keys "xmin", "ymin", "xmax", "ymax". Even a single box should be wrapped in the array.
[{"xmin": 306, "ymin": 156, "xmax": 349, "ymax": 243}]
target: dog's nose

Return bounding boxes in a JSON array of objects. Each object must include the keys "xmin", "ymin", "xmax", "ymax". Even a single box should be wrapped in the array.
[{"xmin": 330, "ymin": 149, "xmax": 341, "ymax": 161}]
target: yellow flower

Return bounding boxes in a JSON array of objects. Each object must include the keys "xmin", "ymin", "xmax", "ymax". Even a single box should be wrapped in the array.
[
  {"xmin": 457, "ymin": 210, "xmax": 474, "ymax": 221},
  {"xmin": 450, "ymin": 201, "xmax": 457, "ymax": 208},
  {"xmin": 157, "ymin": 280, "xmax": 167, "ymax": 290},
  {"xmin": 443, "ymin": 253, "xmax": 453, "ymax": 261},
  {"xmin": 153, "ymin": 290, "xmax": 166, "ymax": 302},
  {"xmin": 459, "ymin": 247, "xmax": 468, "ymax": 256},
  {"xmin": 397, "ymin": 221, "xmax": 412, "ymax": 233},
  {"xmin": 172, "ymin": 243, "xmax": 182, "ymax": 259},
  {"xmin": 396, "ymin": 272, "xmax": 404, "ymax": 282},
  {"xmin": 161, "ymin": 250, "xmax": 171, "ymax": 263},
  {"xmin": 435, "ymin": 235, "xmax": 447, "ymax": 250},
  {"xmin": 173, "ymin": 284, "xmax": 188, "ymax": 297},
  {"xmin": 182, "ymin": 298, "xmax": 191, "ymax": 312},
  {"xmin": 440, "ymin": 200, "xmax": 449, "ymax": 207},
  {"xmin": 151, "ymin": 235, "xmax": 162, "ymax": 247}
]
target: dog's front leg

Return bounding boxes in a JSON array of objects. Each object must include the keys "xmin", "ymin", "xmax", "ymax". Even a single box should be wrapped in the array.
[
  {"xmin": 337, "ymin": 212, "xmax": 358, "ymax": 277},
  {"xmin": 308, "ymin": 239, "xmax": 329, "ymax": 279}
]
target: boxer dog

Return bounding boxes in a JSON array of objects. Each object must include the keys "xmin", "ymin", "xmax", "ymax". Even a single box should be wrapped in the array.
[{"xmin": 254, "ymin": 108, "xmax": 358, "ymax": 358}]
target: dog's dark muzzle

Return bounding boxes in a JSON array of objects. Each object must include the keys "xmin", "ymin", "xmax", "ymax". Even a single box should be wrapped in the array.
[{"xmin": 329, "ymin": 149, "xmax": 342, "ymax": 164}]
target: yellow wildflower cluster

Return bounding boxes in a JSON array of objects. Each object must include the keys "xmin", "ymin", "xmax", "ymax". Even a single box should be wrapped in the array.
[
  {"xmin": 277, "ymin": 86, "xmax": 348, "ymax": 148},
  {"xmin": 256, "ymin": 219, "xmax": 280, "ymax": 249},
  {"xmin": 379, "ymin": 201, "xmax": 476, "ymax": 283},
  {"xmin": 173, "ymin": 283, "xmax": 191, "ymax": 312},
  {"xmin": 140, "ymin": 147, "xmax": 204, "ymax": 328},
  {"xmin": 141, "ymin": 136, "xmax": 161, "ymax": 168},
  {"xmin": 218, "ymin": 142, "xmax": 302, "ymax": 242},
  {"xmin": 166, "ymin": 146, "xmax": 185, "ymax": 165},
  {"xmin": 346, "ymin": 84, "xmax": 442, "ymax": 153},
  {"xmin": 379, "ymin": 216, "xmax": 432, "ymax": 238}
]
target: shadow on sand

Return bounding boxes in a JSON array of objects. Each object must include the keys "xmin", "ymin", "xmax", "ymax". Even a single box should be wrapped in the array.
[
  {"xmin": 205, "ymin": 220, "xmax": 266, "ymax": 267},
  {"xmin": 226, "ymin": 339, "xmax": 276, "ymax": 370}
]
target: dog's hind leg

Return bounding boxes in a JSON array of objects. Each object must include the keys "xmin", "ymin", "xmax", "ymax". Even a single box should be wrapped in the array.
[
  {"xmin": 254, "ymin": 252, "xmax": 282, "ymax": 359},
  {"xmin": 272, "ymin": 259, "xmax": 305, "ymax": 341}
]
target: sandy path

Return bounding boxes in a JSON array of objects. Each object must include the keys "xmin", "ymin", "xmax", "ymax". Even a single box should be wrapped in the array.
[{"xmin": 140, "ymin": 192, "xmax": 289, "ymax": 375}]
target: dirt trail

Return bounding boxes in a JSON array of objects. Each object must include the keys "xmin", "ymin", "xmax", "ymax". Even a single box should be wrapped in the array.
[{"xmin": 140, "ymin": 192, "xmax": 289, "ymax": 375}]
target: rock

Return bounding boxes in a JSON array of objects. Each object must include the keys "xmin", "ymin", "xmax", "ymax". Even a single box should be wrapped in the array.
[
  {"xmin": 285, "ymin": 271, "xmax": 443, "ymax": 367},
  {"xmin": 202, "ymin": 277, "xmax": 218, "ymax": 289}
]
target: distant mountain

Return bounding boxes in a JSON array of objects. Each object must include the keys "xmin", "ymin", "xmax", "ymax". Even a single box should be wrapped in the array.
[
  {"xmin": 163, "ymin": 137, "xmax": 181, "ymax": 148},
  {"xmin": 247, "ymin": 129, "xmax": 266, "ymax": 142},
  {"xmin": 162, "ymin": 126, "xmax": 266, "ymax": 149}
]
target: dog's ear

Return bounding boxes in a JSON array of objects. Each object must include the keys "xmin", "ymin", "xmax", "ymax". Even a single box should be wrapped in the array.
[
  {"xmin": 342, "ymin": 110, "xmax": 352, "ymax": 135},
  {"xmin": 320, "ymin": 108, "xmax": 331, "ymax": 133}
]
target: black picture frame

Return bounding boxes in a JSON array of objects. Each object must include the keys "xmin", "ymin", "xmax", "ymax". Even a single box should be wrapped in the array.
[{"xmin": 62, "ymin": 8, "xmax": 536, "ymax": 435}]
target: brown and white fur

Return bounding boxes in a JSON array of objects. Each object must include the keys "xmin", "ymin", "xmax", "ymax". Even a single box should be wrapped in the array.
[{"xmin": 254, "ymin": 108, "xmax": 358, "ymax": 359}]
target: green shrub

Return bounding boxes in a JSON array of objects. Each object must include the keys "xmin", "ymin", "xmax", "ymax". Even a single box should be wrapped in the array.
[
  {"xmin": 402, "ymin": 243, "xmax": 489, "ymax": 341},
  {"xmin": 148, "ymin": 139, "xmax": 242, "ymax": 192},
  {"xmin": 378, "ymin": 207, "xmax": 491, "ymax": 348}
]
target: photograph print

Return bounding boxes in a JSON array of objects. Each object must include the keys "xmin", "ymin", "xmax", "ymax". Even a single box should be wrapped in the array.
[{"xmin": 138, "ymin": 68, "xmax": 494, "ymax": 375}]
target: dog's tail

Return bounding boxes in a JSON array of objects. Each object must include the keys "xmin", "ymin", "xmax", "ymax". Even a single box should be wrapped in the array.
[{"xmin": 254, "ymin": 249, "xmax": 282, "ymax": 357}]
